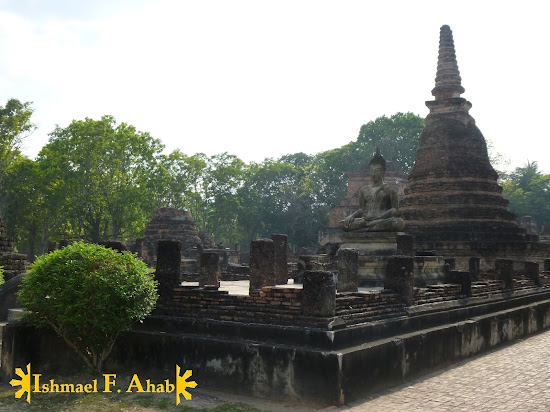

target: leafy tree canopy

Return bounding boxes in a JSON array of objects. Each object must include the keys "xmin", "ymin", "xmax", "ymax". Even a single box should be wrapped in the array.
[{"xmin": 501, "ymin": 161, "xmax": 550, "ymax": 229}]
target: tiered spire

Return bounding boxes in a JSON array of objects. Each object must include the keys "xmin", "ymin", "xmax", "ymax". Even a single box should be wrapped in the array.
[{"xmin": 431, "ymin": 25, "xmax": 465, "ymax": 100}]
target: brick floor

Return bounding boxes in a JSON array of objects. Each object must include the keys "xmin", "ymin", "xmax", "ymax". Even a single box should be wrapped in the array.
[{"xmin": 342, "ymin": 329, "xmax": 550, "ymax": 411}]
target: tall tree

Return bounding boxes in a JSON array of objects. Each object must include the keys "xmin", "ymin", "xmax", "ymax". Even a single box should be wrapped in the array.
[
  {"xmin": 355, "ymin": 112, "xmax": 424, "ymax": 173},
  {"xmin": 501, "ymin": 161, "xmax": 550, "ymax": 229},
  {"xmin": 45, "ymin": 115, "xmax": 165, "ymax": 243},
  {"xmin": 0, "ymin": 99, "xmax": 36, "ymax": 216}
]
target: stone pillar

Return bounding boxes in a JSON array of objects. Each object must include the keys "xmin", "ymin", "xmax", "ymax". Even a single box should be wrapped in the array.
[
  {"xmin": 444, "ymin": 258, "xmax": 456, "ymax": 270},
  {"xmin": 449, "ymin": 270, "xmax": 472, "ymax": 297},
  {"xmin": 337, "ymin": 248, "xmax": 358, "ymax": 292},
  {"xmin": 156, "ymin": 240, "xmax": 181, "ymax": 302},
  {"xmin": 194, "ymin": 243, "xmax": 203, "ymax": 272},
  {"xmin": 294, "ymin": 255, "xmax": 314, "ymax": 283},
  {"xmin": 544, "ymin": 258, "xmax": 550, "ymax": 272},
  {"xmin": 396, "ymin": 234, "xmax": 414, "ymax": 256},
  {"xmin": 469, "ymin": 257, "xmax": 480, "ymax": 281},
  {"xmin": 443, "ymin": 263, "xmax": 452, "ymax": 282},
  {"xmin": 385, "ymin": 257, "xmax": 414, "ymax": 306},
  {"xmin": 249, "ymin": 239, "xmax": 275, "ymax": 293},
  {"xmin": 221, "ymin": 250, "xmax": 229, "ymax": 270},
  {"xmin": 495, "ymin": 259, "xmax": 514, "ymax": 290},
  {"xmin": 271, "ymin": 234, "xmax": 288, "ymax": 285},
  {"xmin": 525, "ymin": 261, "xmax": 540, "ymax": 287},
  {"xmin": 461, "ymin": 271, "xmax": 472, "ymax": 297},
  {"xmin": 303, "ymin": 270, "xmax": 336, "ymax": 316},
  {"xmin": 199, "ymin": 252, "xmax": 220, "ymax": 287}
]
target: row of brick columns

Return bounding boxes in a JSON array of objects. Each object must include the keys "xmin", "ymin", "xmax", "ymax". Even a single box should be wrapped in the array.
[{"xmin": 155, "ymin": 238, "xmax": 550, "ymax": 309}]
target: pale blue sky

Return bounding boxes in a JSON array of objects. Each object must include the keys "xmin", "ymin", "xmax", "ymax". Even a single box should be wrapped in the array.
[{"xmin": 1, "ymin": 0, "xmax": 548, "ymax": 173}]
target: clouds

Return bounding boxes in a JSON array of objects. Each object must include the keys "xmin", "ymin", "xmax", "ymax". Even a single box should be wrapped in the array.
[{"xmin": 0, "ymin": 1, "xmax": 548, "ymax": 172}]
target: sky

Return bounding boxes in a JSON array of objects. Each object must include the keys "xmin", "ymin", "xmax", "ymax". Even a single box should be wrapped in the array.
[{"xmin": 0, "ymin": 0, "xmax": 549, "ymax": 173}]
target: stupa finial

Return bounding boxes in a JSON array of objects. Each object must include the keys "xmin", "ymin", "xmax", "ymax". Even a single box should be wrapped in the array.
[{"xmin": 431, "ymin": 25, "xmax": 465, "ymax": 100}]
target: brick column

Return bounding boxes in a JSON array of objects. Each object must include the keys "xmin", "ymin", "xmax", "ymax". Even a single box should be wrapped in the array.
[
  {"xmin": 385, "ymin": 257, "xmax": 414, "ymax": 306},
  {"xmin": 337, "ymin": 248, "xmax": 358, "ymax": 292},
  {"xmin": 444, "ymin": 258, "xmax": 456, "ymax": 270},
  {"xmin": 469, "ymin": 257, "xmax": 480, "ymax": 281},
  {"xmin": 249, "ymin": 239, "xmax": 275, "ymax": 293},
  {"xmin": 156, "ymin": 240, "xmax": 181, "ymax": 302},
  {"xmin": 495, "ymin": 259, "xmax": 514, "ymax": 290},
  {"xmin": 449, "ymin": 270, "xmax": 472, "ymax": 297},
  {"xmin": 525, "ymin": 261, "xmax": 540, "ymax": 287},
  {"xmin": 199, "ymin": 252, "xmax": 220, "ymax": 288},
  {"xmin": 271, "ymin": 234, "xmax": 288, "ymax": 285},
  {"xmin": 303, "ymin": 270, "xmax": 336, "ymax": 317},
  {"xmin": 396, "ymin": 234, "xmax": 414, "ymax": 256}
]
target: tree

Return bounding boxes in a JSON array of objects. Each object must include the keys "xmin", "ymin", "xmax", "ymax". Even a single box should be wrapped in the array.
[
  {"xmin": 0, "ymin": 99, "xmax": 36, "ymax": 216},
  {"xmin": 18, "ymin": 242, "xmax": 157, "ymax": 373},
  {"xmin": 355, "ymin": 112, "xmax": 424, "ymax": 173},
  {"xmin": 45, "ymin": 115, "xmax": 165, "ymax": 243},
  {"xmin": 501, "ymin": 161, "xmax": 550, "ymax": 229}
]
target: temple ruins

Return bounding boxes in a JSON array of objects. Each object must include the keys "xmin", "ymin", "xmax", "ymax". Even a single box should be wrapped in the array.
[
  {"xmin": 5, "ymin": 25, "xmax": 550, "ymax": 409},
  {"xmin": 134, "ymin": 207, "xmax": 202, "ymax": 265},
  {"xmin": 399, "ymin": 25, "xmax": 550, "ymax": 269}
]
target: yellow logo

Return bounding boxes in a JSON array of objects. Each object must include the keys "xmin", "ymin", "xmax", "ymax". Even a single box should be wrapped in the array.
[
  {"xmin": 9, "ymin": 363, "xmax": 197, "ymax": 405},
  {"xmin": 175, "ymin": 365, "xmax": 197, "ymax": 404},
  {"xmin": 10, "ymin": 363, "xmax": 32, "ymax": 404}
]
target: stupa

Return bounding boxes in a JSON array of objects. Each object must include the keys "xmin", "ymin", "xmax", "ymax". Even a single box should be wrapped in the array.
[
  {"xmin": 135, "ymin": 207, "xmax": 202, "ymax": 265},
  {"xmin": 400, "ymin": 25, "xmax": 543, "ymax": 269}
]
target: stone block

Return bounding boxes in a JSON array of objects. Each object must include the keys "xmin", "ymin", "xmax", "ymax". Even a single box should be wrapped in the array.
[
  {"xmin": 249, "ymin": 239, "xmax": 275, "ymax": 292},
  {"xmin": 156, "ymin": 240, "xmax": 181, "ymax": 301},
  {"xmin": 271, "ymin": 234, "xmax": 288, "ymax": 285},
  {"xmin": 303, "ymin": 270, "xmax": 336, "ymax": 317},
  {"xmin": 524, "ymin": 261, "xmax": 540, "ymax": 287},
  {"xmin": 337, "ymin": 248, "xmax": 358, "ymax": 292},
  {"xmin": 495, "ymin": 259, "xmax": 514, "ymax": 290},
  {"xmin": 444, "ymin": 258, "xmax": 456, "ymax": 270},
  {"xmin": 385, "ymin": 256, "xmax": 414, "ymax": 306},
  {"xmin": 448, "ymin": 270, "xmax": 472, "ymax": 297},
  {"xmin": 469, "ymin": 257, "xmax": 480, "ymax": 281},
  {"xmin": 339, "ymin": 231, "xmax": 403, "ymax": 256},
  {"xmin": 396, "ymin": 234, "xmax": 414, "ymax": 256},
  {"xmin": 199, "ymin": 252, "xmax": 220, "ymax": 288}
]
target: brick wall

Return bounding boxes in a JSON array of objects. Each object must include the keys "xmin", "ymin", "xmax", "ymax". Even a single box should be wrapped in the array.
[{"xmin": 160, "ymin": 286, "xmax": 332, "ymax": 328}]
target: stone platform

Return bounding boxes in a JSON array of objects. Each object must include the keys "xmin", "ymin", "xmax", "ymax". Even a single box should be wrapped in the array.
[
  {"xmin": 359, "ymin": 255, "xmax": 446, "ymax": 287},
  {"xmin": 340, "ymin": 231, "xmax": 445, "ymax": 286},
  {"xmin": 340, "ymin": 231, "xmax": 403, "ymax": 256},
  {"xmin": 4, "ymin": 287, "xmax": 550, "ymax": 406}
]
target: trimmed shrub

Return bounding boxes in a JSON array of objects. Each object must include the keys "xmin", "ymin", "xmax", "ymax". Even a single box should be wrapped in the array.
[{"xmin": 18, "ymin": 242, "xmax": 157, "ymax": 373}]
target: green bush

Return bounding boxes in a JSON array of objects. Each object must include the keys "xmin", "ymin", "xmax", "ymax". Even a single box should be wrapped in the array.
[
  {"xmin": 0, "ymin": 265, "xmax": 4, "ymax": 286},
  {"xmin": 18, "ymin": 242, "xmax": 157, "ymax": 373}
]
